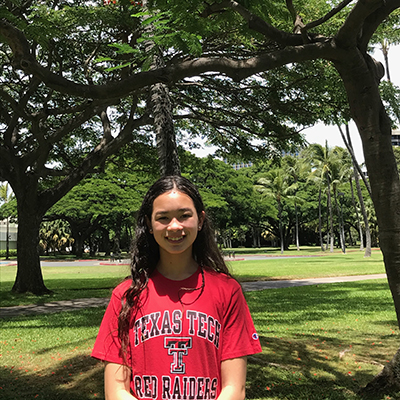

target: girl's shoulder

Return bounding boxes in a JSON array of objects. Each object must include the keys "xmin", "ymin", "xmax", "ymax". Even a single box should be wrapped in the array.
[
  {"xmin": 203, "ymin": 268, "xmax": 241, "ymax": 292},
  {"xmin": 111, "ymin": 278, "xmax": 133, "ymax": 299}
]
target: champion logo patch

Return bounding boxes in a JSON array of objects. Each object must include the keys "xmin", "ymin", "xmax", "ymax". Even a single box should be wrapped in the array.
[{"xmin": 252, "ymin": 333, "xmax": 259, "ymax": 340}]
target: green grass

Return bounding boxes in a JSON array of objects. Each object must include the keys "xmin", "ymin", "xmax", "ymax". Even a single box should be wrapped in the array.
[
  {"xmin": 1, "ymin": 279, "xmax": 399, "ymax": 399},
  {"xmin": 229, "ymin": 249, "xmax": 385, "ymax": 281},
  {"xmin": 0, "ymin": 308, "xmax": 106, "ymax": 400},
  {"xmin": 0, "ymin": 250, "xmax": 385, "ymax": 307},
  {"xmin": 226, "ymin": 246, "xmax": 378, "ymax": 256},
  {"xmin": 0, "ymin": 247, "xmax": 392, "ymax": 399},
  {"xmin": 0, "ymin": 265, "xmax": 130, "ymax": 307},
  {"xmin": 244, "ymin": 279, "xmax": 398, "ymax": 399}
]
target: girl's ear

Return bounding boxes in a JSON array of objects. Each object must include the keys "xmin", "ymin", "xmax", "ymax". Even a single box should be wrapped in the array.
[
  {"xmin": 198, "ymin": 211, "xmax": 206, "ymax": 230},
  {"xmin": 145, "ymin": 216, "xmax": 153, "ymax": 233}
]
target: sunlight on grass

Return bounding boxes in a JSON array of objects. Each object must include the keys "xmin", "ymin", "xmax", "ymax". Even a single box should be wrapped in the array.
[{"xmin": 229, "ymin": 250, "xmax": 384, "ymax": 281}]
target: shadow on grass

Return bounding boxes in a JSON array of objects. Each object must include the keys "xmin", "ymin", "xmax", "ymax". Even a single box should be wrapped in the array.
[
  {"xmin": 243, "ymin": 280, "xmax": 399, "ymax": 399},
  {"xmin": 246, "ymin": 335, "xmax": 400, "ymax": 400},
  {"xmin": 0, "ymin": 353, "xmax": 105, "ymax": 400}
]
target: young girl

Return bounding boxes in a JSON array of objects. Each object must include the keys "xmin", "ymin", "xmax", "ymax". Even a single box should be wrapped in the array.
[{"xmin": 92, "ymin": 175, "xmax": 262, "ymax": 400}]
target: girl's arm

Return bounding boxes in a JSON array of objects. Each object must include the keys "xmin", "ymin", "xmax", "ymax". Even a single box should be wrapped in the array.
[
  {"xmin": 217, "ymin": 356, "xmax": 247, "ymax": 400},
  {"xmin": 104, "ymin": 362, "xmax": 137, "ymax": 400}
]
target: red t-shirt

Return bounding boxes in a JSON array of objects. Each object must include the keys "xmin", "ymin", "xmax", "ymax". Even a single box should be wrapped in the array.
[{"xmin": 91, "ymin": 268, "xmax": 262, "ymax": 399}]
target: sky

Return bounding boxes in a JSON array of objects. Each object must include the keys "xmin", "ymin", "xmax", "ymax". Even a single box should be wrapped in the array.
[{"xmin": 191, "ymin": 44, "xmax": 400, "ymax": 164}]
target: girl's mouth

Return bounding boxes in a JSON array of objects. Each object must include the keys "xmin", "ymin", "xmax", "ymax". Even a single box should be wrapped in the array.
[{"xmin": 166, "ymin": 236, "xmax": 185, "ymax": 242}]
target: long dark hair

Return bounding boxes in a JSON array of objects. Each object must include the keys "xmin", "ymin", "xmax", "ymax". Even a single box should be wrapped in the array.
[{"xmin": 118, "ymin": 175, "xmax": 230, "ymax": 355}]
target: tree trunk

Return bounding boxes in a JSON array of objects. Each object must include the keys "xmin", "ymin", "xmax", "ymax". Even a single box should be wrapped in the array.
[
  {"xmin": 361, "ymin": 345, "xmax": 400, "ymax": 396},
  {"xmin": 349, "ymin": 176, "xmax": 364, "ymax": 251},
  {"xmin": 326, "ymin": 177, "xmax": 334, "ymax": 252},
  {"xmin": 318, "ymin": 187, "xmax": 324, "ymax": 251},
  {"xmin": 12, "ymin": 190, "xmax": 50, "ymax": 295},
  {"xmin": 333, "ymin": 189, "xmax": 345, "ymax": 253},
  {"xmin": 381, "ymin": 41, "xmax": 391, "ymax": 83},
  {"xmin": 335, "ymin": 52, "xmax": 400, "ymax": 392},
  {"xmin": 101, "ymin": 227, "xmax": 111, "ymax": 256},
  {"xmin": 143, "ymin": 0, "xmax": 181, "ymax": 177},
  {"xmin": 354, "ymin": 163, "xmax": 372, "ymax": 257},
  {"xmin": 278, "ymin": 201, "xmax": 284, "ymax": 254},
  {"xmin": 294, "ymin": 201, "xmax": 300, "ymax": 251},
  {"xmin": 69, "ymin": 222, "xmax": 85, "ymax": 258},
  {"xmin": 151, "ymin": 79, "xmax": 181, "ymax": 176},
  {"xmin": 344, "ymin": 124, "xmax": 371, "ymax": 256},
  {"xmin": 338, "ymin": 123, "xmax": 372, "ymax": 199}
]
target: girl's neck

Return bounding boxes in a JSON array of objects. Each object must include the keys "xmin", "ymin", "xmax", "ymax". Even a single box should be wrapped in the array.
[{"xmin": 157, "ymin": 251, "xmax": 198, "ymax": 281}]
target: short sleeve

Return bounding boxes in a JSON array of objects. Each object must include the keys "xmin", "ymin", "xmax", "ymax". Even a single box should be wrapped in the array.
[
  {"xmin": 220, "ymin": 286, "xmax": 262, "ymax": 361},
  {"xmin": 91, "ymin": 283, "xmax": 130, "ymax": 365}
]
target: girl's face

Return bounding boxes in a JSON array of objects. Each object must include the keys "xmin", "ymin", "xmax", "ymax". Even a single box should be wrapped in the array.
[{"xmin": 149, "ymin": 190, "xmax": 204, "ymax": 258}]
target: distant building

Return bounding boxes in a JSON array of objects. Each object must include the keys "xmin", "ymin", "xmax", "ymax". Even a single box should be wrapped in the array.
[
  {"xmin": 0, "ymin": 220, "xmax": 18, "ymax": 251},
  {"xmin": 392, "ymin": 129, "xmax": 400, "ymax": 147},
  {"xmin": 227, "ymin": 161, "xmax": 253, "ymax": 170}
]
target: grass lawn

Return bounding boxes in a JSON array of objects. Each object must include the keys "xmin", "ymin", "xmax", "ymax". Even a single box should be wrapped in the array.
[
  {"xmin": 1, "ymin": 279, "xmax": 398, "ymax": 399},
  {"xmin": 228, "ymin": 249, "xmax": 385, "ymax": 281},
  {"xmin": 0, "ymin": 248, "xmax": 385, "ymax": 307},
  {"xmin": 0, "ymin": 264, "xmax": 131, "ymax": 307},
  {"xmin": 1, "ymin": 248, "xmax": 397, "ymax": 399}
]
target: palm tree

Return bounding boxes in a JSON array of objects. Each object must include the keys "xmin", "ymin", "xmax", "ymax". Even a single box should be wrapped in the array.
[
  {"xmin": 338, "ymin": 150, "xmax": 364, "ymax": 250},
  {"xmin": 39, "ymin": 220, "xmax": 74, "ymax": 255},
  {"xmin": 143, "ymin": 0, "xmax": 181, "ymax": 176},
  {"xmin": 283, "ymin": 155, "xmax": 308, "ymax": 251},
  {"xmin": 337, "ymin": 124, "xmax": 372, "ymax": 257},
  {"xmin": 305, "ymin": 142, "xmax": 341, "ymax": 253},
  {"xmin": 255, "ymin": 168, "xmax": 298, "ymax": 254}
]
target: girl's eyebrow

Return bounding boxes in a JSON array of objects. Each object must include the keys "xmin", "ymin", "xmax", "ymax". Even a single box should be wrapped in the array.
[{"xmin": 154, "ymin": 208, "xmax": 193, "ymax": 215}]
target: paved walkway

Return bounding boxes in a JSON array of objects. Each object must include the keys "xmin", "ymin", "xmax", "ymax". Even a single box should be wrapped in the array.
[{"xmin": 0, "ymin": 273, "xmax": 387, "ymax": 318}]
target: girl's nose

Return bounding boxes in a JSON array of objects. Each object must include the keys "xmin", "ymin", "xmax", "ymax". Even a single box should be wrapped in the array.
[{"xmin": 168, "ymin": 218, "xmax": 182, "ymax": 230}]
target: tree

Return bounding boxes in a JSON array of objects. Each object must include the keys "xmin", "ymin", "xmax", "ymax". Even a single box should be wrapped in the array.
[
  {"xmin": 305, "ymin": 143, "xmax": 341, "ymax": 252},
  {"xmin": 0, "ymin": 2, "xmax": 155, "ymax": 293},
  {"xmin": 282, "ymin": 155, "xmax": 308, "ymax": 251},
  {"xmin": 255, "ymin": 168, "xmax": 298, "ymax": 254},
  {"xmin": 47, "ymin": 166, "xmax": 154, "ymax": 257},
  {"xmin": 39, "ymin": 220, "xmax": 74, "ymax": 255},
  {"xmin": 0, "ymin": 1, "xmax": 306, "ymax": 294},
  {"xmin": 4, "ymin": 1, "xmax": 400, "ymax": 389},
  {"xmin": 182, "ymin": 153, "xmax": 264, "ymax": 247}
]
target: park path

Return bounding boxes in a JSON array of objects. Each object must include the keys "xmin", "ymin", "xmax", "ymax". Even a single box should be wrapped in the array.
[{"xmin": 0, "ymin": 273, "xmax": 387, "ymax": 318}]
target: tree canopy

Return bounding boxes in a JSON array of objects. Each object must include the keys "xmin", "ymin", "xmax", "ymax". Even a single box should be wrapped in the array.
[{"xmin": 3, "ymin": 0, "xmax": 400, "ymax": 390}]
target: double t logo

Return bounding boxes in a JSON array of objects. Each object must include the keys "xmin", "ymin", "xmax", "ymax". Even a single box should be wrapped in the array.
[{"xmin": 164, "ymin": 337, "xmax": 193, "ymax": 374}]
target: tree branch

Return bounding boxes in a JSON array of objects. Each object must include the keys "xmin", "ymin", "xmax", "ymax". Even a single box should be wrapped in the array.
[
  {"xmin": 335, "ymin": 0, "xmax": 385, "ymax": 48},
  {"xmin": 202, "ymin": 0, "xmax": 315, "ymax": 46},
  {"xmin": 38, "ymin": 102, "xmax": 150, "ymax": 210},
  {"xmin": 357, "ymin": 0, "xmax": 400, "ymax": 51},
  {"xmin": 20, "ymin": 101, "xmax": 111, "ymax": 170},
  {"xmin": 1, "ymin": 16, "xmax": 335, "ymax": 100}
]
